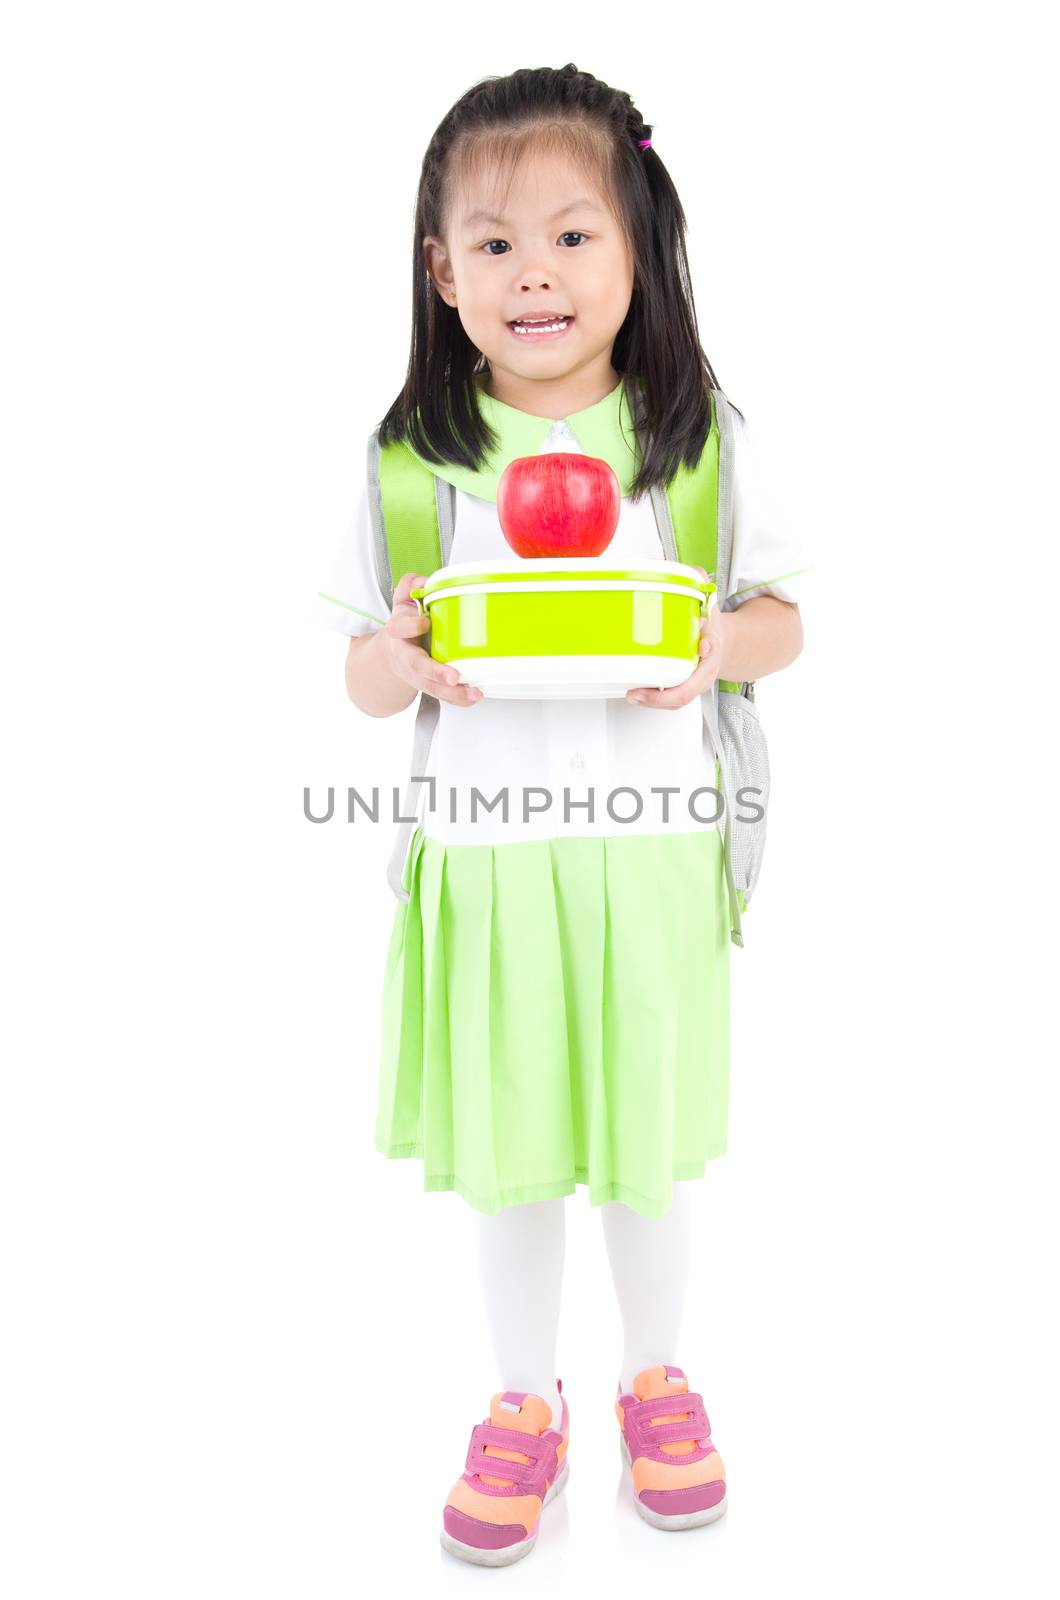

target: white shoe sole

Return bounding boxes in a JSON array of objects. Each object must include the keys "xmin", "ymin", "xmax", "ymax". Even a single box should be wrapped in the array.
[
  {"xmin": 440, "ymin": 1455, "xmax": 570, "ymax": 1567},
  {"xmin": 619, "ymin": 1431, "xmax": 728, "ymax": 1530}
]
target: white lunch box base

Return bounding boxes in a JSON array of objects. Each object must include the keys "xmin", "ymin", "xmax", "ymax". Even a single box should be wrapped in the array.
[{"xmin": 450, "ymin": 654, "xmax": 694, "ymax": 699}]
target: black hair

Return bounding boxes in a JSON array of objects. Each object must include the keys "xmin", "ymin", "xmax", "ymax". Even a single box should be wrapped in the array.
[{"xmin": 376, "ymin": 64, "xmax": 742, "ymax": 501}]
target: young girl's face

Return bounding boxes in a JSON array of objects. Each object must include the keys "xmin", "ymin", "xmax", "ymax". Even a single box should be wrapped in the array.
[{"xmin": 424, "ymin": 148, "xmax": 635, "ymax": 400}]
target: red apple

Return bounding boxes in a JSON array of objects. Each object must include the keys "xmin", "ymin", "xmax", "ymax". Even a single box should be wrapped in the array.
[{"xmin": 497, "ymin": 452, "xmax": 620, "ymax": 558}]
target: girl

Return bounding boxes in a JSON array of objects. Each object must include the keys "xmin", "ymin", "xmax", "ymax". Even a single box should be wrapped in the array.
[{"xmin": 320, "ymin": 65, "xmax": 809, "ymax": 1566}]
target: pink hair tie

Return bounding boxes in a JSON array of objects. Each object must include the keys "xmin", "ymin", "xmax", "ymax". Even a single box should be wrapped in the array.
[{"xmin": 637, "ymin": 137, "xmax": 652, "ymax": 148}]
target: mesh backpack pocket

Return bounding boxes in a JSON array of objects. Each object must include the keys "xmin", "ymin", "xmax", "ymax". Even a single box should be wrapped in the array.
[{"xmin": 717, "ymin": 687, "xmax": 770, "ymax": 907}]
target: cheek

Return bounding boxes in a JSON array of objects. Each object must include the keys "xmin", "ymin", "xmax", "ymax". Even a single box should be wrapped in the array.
[
  {"xmin": 593, "ymin": 255, "xmax": 635, "ymax": 309},
  {"xmin": 456, "ymin": 260, "xmax": 493, "ymax": 300}
]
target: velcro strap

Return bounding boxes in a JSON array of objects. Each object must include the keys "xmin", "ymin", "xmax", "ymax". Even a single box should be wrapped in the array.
[
  {"xmin": 465, "ymin": 1422, "xmax": 558, "ymax": 1487},
  {"xmin": 626, "ymin": 1393, "xmax": 710, "ymax": 1451}
]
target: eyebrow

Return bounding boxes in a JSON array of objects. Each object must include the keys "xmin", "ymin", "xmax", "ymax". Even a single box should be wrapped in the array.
[{"xmin": 461, "ymin": 198, "xmax": 604, "ymax": 230}]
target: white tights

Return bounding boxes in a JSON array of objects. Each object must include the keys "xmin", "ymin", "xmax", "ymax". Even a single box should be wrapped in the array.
[{"xmin": 474, "ymin": 1182, "xmax": 693, "ymax": 1430}]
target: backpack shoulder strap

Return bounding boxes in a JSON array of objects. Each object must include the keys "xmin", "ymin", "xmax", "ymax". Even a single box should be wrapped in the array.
[
  {"xmin": 707, "ymin": 388, "xmax": 742, "ymax": 696},
  {"xmin": 655, "ymin": 389, "xmax": 741, "ymax": 697},
  {"xmin": 667, "ymin": 391, "xmax": 720, "ymax": 579},
  {"xmin": 365, "ymin": 428, "xmax": 455, "ymax": 902},
  {"xmin": 366, "ymin": 429, "xmax": 452, "ymax": 608},
  {"xmin": 711, "ymin": 388, "xmax": 738, "ymax": 616},
  {"xmin": 654, "ymin": 386, "xmax": 738, "ymax": 602},
  {"xmin": 640, "ymin": 384, "xmax": 728, "ymax": 588}
]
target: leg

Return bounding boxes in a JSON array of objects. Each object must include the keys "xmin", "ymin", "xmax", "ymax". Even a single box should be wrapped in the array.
[
  {"xmin": 475, "ymin": 1195, "xmax": 566, "ymax": 1429},
  {"xmin": 600, "ymin": 1179, "xmax": 693, "ymax": 1392}
]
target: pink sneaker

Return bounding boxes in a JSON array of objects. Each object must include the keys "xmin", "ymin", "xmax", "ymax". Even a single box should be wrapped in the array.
[
  {"xmin": 615, "ymin": 1364, "xmax": 727, "ymax": 1530},
  {"xmin": 440, "ymin": 1381, "xmax": 570, "ymax": 1566}
]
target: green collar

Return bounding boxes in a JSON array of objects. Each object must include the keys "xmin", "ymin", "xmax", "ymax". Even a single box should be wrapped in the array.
[{"xmin": 410, "ymin": 372, "xmax": 643, "ymax": 503}]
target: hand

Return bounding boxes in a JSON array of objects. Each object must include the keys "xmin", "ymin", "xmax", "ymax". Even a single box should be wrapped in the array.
[
  {"xmin": 378, "ymin": 572, "xmax": 484, "ymax": 706},
  {"xmin": 625, "ymin": 566, "xmax": 728, "ymax": 709}
]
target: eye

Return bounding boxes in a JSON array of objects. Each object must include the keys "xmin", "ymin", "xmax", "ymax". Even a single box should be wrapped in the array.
[{"xmin": 479, "ymin": 231, "xmax": 589, "ymax": 256}]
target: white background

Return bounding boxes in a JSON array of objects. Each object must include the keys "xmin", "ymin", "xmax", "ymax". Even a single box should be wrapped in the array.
[{"xmin": 3, "ymin": 3, "xmax": 1058, "ymax": 1595}]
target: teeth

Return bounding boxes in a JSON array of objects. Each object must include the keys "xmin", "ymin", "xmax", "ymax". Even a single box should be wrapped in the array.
[{"xmin": 513, "ymin": 317, "xmax": 570, "ymax": 334}]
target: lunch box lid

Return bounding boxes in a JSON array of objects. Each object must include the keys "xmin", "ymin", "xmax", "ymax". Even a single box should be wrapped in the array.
[{"xmin": 422, "ymin": 557, "xmax": 711, "ymax": 594}]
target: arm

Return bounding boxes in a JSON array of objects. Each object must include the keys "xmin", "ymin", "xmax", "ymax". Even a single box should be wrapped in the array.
[{"xmin": 715, "ymin": 595, "xmax": 803, "ymax": 683}]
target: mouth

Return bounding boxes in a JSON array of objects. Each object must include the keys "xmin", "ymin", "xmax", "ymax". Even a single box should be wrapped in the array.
[{"xmin": 507, "ymin": 313, "xmax": 575, "ymax": 340}]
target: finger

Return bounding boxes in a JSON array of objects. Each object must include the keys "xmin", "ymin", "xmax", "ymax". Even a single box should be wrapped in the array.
[
  {"xmin": 388, "ymin": 575, "xmax": 431, "ymax": 625},
  {"xmin": 432, "ymin": 683, "xmax": 484, "ymax": 706},
  {"xmin": 628, "ymin": 664, "xmax": 710, "ymax": 708},
  {"xmin": 392, "ymin": 572, "xmax": 427, "ymax": 604},
  {"xmin": 388, "ymin": 583, "xmax": 430, "ymax": 628},
  {"xmin": 415, "ymin": 671, "xmax": 483, "ymax": 705},
  {"xmin": 627, "ymin": 685, "xmax": 681, "ymax": 708},
  {"xmin": 401, "ymin": 651, "xmax": 484, "ymax": 704},
  {"xmin": 398, "ymin": 647, "xmax": 464, "ymax": 691},
  {"xmin": 388, "ymin": 605, "xmax": 431, "ymax": 638}
]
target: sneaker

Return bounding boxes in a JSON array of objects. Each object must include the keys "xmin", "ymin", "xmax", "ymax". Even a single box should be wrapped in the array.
[
  {"xmin": 440, "ymin": 1381, "xmax": 570, "ymax": 1566},
  {"xmin": 615, "ymin": 1364, "xmax": 727, "ymax": 1530}
]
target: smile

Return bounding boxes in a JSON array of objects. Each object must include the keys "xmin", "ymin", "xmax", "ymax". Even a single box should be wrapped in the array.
[{"xmin": 507, "ymin": 316, "xmax": 574, "ymax": 339}]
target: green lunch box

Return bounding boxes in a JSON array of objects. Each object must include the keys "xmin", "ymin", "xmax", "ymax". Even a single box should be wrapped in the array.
[{"xmin": 408, "ymin": 557, "xmax": 716, "ymax": 699}]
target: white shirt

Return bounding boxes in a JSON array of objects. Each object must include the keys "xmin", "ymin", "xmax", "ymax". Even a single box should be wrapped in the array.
[{"xmin": 320, "ymin": 414, "xmax": 812, "ymax": 846}]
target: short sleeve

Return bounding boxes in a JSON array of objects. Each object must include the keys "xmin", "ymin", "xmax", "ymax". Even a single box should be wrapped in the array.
[
  {"xmin": 724, "ymin": 412, "xmax": 815, "ymax": 609},
  {"xmin": 317, "ymin": 475, "xmax": 391, "ymax": 637}
]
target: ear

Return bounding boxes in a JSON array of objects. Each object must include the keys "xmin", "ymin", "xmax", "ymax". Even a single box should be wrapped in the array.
[{"xmin": 422, "ymin": 235, "xmax": 456, "ymax": 305}]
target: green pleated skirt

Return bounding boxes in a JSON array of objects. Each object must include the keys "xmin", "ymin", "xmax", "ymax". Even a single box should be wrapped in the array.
[{"xmin": 376, "ymin": 823, "xmax": 730, "ymax": 1219}]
